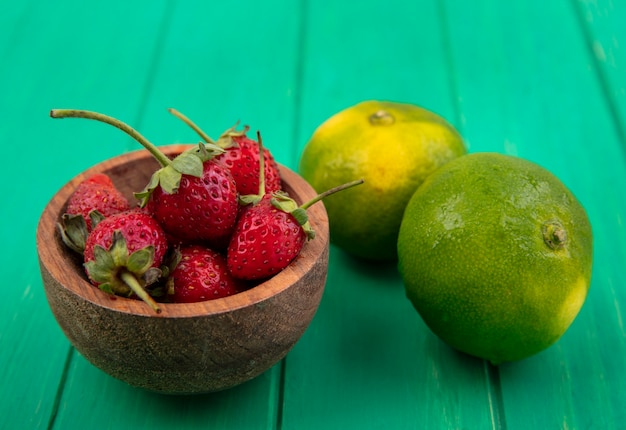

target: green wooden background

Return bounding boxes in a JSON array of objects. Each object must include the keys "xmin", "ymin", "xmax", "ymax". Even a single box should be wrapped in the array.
[{"xmin": 2, "ymin": 0, "xmax": 625, "ymax": 428}]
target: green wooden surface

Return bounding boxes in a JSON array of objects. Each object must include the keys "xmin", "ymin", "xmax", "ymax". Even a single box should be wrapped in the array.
[{"xmin": 1, "ymin": 0, "xmax": 625, "ymax": 428}]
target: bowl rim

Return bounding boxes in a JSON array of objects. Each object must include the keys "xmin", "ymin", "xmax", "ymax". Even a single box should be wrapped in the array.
[{"xmin": 36, "ymin": 144, "xmax": 329, "ymax": 318}]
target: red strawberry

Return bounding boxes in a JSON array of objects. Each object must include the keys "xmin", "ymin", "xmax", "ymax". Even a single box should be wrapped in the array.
[
  {"xmin": 84, "ymin": 209, "xmax": 169, "ymax": 265},
  {"xmin": 58, "ymin": 173, "xmax": 131, "ymax": 254},
  {"xmin": 66, "ymin": 173, "xmax": 130, "ymax": 229},
  {"xmin": 83, "ymin": 209, "xmax": 169, "ymax": 313},
  {"xmin": 145, "ymin": 157, "xmax": 238, "ymax": 248},
  {"xmin": 168, "ymin": 108, "xmax": 282, "ymax": 195},
  {"xmin": 50, "ymin": 109, "xmax": 239, "ymax": 249},
  {"xmin": 226, "ymin": 136, "xmax": 364, "ymax": 280},
  {"xmin": 226, "ymin": 193, "xmax": 307, "ymax": 280},
  {"xmin": 218, "ymin": 132, "xmax": 282, "ymax": 195},
  {"xmin": 167, "ymin": 245, "xmax": 247, "ymax": 303}
]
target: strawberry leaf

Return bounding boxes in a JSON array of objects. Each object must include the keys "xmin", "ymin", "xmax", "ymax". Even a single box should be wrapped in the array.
[
  {"xmin": 99, "ymin": 283, "xmax": 115, "ymax": 295},
  {"xmin": 170, "ymin": 151, "xmax": 203, "ymax": 177},
  {"xmin": 134, "ymin": 142, "xmax": 225, "ymax": 206},
  {"xmin": 85, "ymin": 232, "xmax": 131, "ymax": 294},
  {"xmin": 162, "ymin": 246, "xmax": 182, "ymax": 279},
  {"xmin": 135, "ymin": 171, "xmax": 161, "ymax": 207},
  {"xmin": 215, "ymin": 123, "xmax": 250, "ymax": 149},
  {"xmin": 185, "ymin": 141, "xmax": 225, "ymax": 161},
  {"xmin": 127, "ymin": 247, "xmax": 155, "ymax": 274},
  {"xmin": 143, "ymin": 267, "xmax": 163, "ymax": 287},
  {"xmin": 271, "ymin": 192, "xmax": 316, "ymax": 240},
  {"xmin": 270, "ymin": 191, "xmax": 299, "ymax": 212},
  {"xmin": 57, "ymin": 213, "xmax": 89, "ymax": 254},
  {"xmin": 89, "ymin": 210, "xmax": 106, "ymax": 230},
  {"xmin": 84, "ymin": 231, "xmax": 163, "ymax": 305},
  {"xmin": 290, "ymin": 208, "xmax": 310, "ymax": 227},
  {"xmin": 239, "ymin": 194, "xmax": 263, "ymax": 206},
  {"xmin": 109, "ymin": 231, "xmax": 130, "ymax": 267},
  {"xmin": 85, "ymin": 245, "xmax": 116, "ymax": 284},
  {"xmin": 158, "ymin": 165, "xmax": 184, "ymax": 195}
]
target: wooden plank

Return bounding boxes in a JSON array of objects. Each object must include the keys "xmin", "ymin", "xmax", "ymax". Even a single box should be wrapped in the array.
[
  {"xmin": 283, "ymin": 254, "xmax": 500, "ymax": 429},
  {"xmin": 50, "ymin": 1, "xmax": 303, "ymax": 428},
  {"xmin": 444, "ymin": 0, "xmax": 626, "ymax": 428},
  {"xmin": 134, "ymin": 0, "xmax": 304, "ymax": 170},
  {"xmin": 53, "ymin": 354, "xmax": 283, "ymax": 429},
  {"xmin": 0, "ymin": 0, "xmax": 172, "ymax": 428},
  {"xmin": 283, "ymin": 1, "xmax": 498, "ymax": 428},
  {"xmin": 4, "ymin": 0, "xmax": 625, "ymax": 428},
  {"xmin": 0, "ymin": 2, "xmax": 33, "ymax": 60},
  {"xmin": 572, "ymin": 0, "xmax": 626, "ymax": 149}
]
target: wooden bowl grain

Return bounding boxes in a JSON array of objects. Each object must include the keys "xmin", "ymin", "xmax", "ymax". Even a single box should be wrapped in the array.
[{"xmin": 36, "ymin": 145, "xmax": 329, "ymax": 394}]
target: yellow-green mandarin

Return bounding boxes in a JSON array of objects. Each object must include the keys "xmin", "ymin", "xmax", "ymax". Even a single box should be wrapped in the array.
[
  {"xmin": 397, "ymin": 153, "xmax": 593, "ymax": 364},
  {"xmin": 299, "ymin": 100, "xmax": 466, "ymax": 260}
]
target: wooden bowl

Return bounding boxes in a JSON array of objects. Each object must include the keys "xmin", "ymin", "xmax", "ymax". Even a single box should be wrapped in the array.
[{"xmin": 36, "ymin": 145, "xmax": 329, "ymax": 394}]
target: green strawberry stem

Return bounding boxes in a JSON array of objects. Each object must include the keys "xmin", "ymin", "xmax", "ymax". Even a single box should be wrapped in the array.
[
  {"xmin": 300, "ymin": 179, "xmax": 364, "ymax": 210},
  {"xmin": 271, "ymin": 178, "xmax": 364, "ymax": 240},
  {"xmin": 238, "ymin": 131, "xmax": 267, "ymax": 206},
  {"xmin": 168, "ymin": 108, "xmax": 249, "ymax": 152},
  {"xmin": 167, "ymin": 108, "xmax": 214, "ymax": 144},
  {"xmin": 119, "ymin": 270, "xmax": 162, "ymax": 314},
  {"xmin": 257, "ymin": 131, "xmax": 266, "ymax": 196},
  {"xmin": 50, "ymin": 109, "xmax": 172, "ymax": 168},
  {"xmin": 50, "ymin": 108, "xmax": 225, "ymax": 203}
]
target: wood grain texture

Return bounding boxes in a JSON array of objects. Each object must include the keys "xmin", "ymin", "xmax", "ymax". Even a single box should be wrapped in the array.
[
  {"xmin": 0, "ymin": 0, "xmax": 172, "ymax": 427},
  {"xmin": 572, "ymin": 0, "xmax": 626, "ymax": 148},
  {"xmin": 133, "ymin": 0, "xmax": 304, "ymax": 169},
  {"xmin": 1, "ymin": 0, "xmax": 625, "ymax": 427}
]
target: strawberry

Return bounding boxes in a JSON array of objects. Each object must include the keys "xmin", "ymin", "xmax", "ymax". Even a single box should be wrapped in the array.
[
  {"xmin": 143, "ymin": 156, "xmax": 238, "ymax": 248},
  {"xmin": 226, "ymin": 193, "xmax": 308, "ymax": 280},
  {"xmin": 50, "ymin": 109, "xmax": 240, "ymax": 249},
  {"xmin": 66, "ymin": 173, "xmax": 130, "ymax": 230},
  {"xmin": 226, "ymin": 133, "xmax": 364, "ymax": 280},
  {"xmin": 219, "ymin": 131, "xmax": 282, "ymax": 196},
  {"xmin": 57, "ymin": 173, "xmax": 131, "ymax": 254},
  {"xmin": 167, "ymin": 245, "xmax": 247, "ymax": 303},
  {"xmin": 168, "ymin": 108, "xmax": 282, "ymax": 195},
  {"xmin": 83, "ymin": 209, "xmax": 169, "ymax": 313}
]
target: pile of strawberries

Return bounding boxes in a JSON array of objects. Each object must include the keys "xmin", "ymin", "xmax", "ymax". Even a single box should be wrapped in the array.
[{"xmin": 53, "ymin": 108, "xmax": 357, "ymax": 313}]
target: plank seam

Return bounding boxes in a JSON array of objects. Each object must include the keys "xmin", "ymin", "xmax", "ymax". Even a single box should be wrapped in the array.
[
  {"xmin": 485, "ymin": 362, "xmax": 507, "ymax": 430},
  {"xmin": 433, "ymin": 3, "xmax": 509, "ymax": 428},
  {"xmin": 275, "ymin": 359, "xmax": 288, "ymax": 430},
  {"xmin": 436, "ymin": 0, "xmax": 463, "ymax": 130},
  {"xmin": 569, "ymin": 0, "xmax": 626, "ymax": 162},
  {"xmin": 435, "ymin": 4, "xmax": 508, "ymax": 426},
  {"xmin": 128, "ymin": 0, "xmax": 178, "ymax": 143},
  {"xmin": 277, "ymin": 1, "xmax": 309, "ymax": 427},
  {"xmin": 46, "ymin": 347, "xmax": 75, "ymax": 430},
  {"xmin": 290, "ymin": 0, "xmax": 309, "ymax": 168}
]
